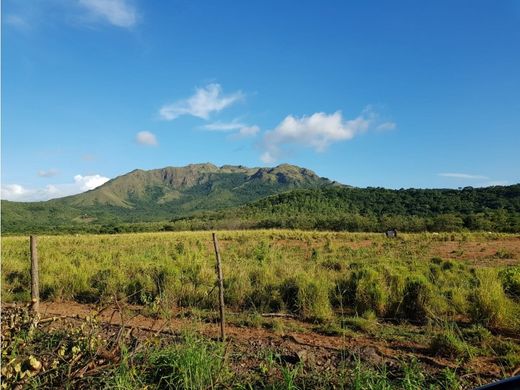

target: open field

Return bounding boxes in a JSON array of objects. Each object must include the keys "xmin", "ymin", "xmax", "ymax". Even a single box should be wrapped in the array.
[{"xmin": 2, "ymin": 231, "xmax": 520, "ymax": 388}]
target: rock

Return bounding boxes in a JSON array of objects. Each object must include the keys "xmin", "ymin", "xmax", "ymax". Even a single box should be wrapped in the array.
[{"xmin": 358, "ymin": 346, "xmax": 385, "ymax": 366}]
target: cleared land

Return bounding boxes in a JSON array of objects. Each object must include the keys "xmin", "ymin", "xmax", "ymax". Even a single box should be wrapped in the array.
[{"xmin": 2, "ymin": 231, "xmax": 520, "ymax": 388}]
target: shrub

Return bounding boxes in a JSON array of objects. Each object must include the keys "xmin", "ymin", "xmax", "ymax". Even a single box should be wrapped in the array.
[
  {"xmin": 145, "ymin": 334, "xmax": 226, "ymax": 389},
  {"xmin": 461, "ymin": 324, "xmax": 492, "ymax": 346},
  {"xmin": 494, "ymin": 249, "xmax": 514, "ymax": 259},
  {"xmin": 321, "ymin": 259, "xmax": 342, "ymax": 271},
  {"xmin": 353, "ymin": 269, "xmax": 388, "ymax": 316},
  {"xmin": 278, "ymin": 276, "xmax": 333, "ymax": 322},
  {"xmin": 332, "ymin": 267, "xmax": 388, "ymax": 316},
  {"xmin": 298, "ymin": 279, "xmax": 333, "ymax": 322},
  {"xmin": 430, "ymin": 330, "xmax": 470, "ymax": 359},
  {"xmin": 397, "ymin": 276, "xmax": 433, "ymax": 323},
  {"xmin": 493, "ymin": 339, "xmax": 520, "ymax": 369},
  {"xmin": 279, "ymin": 277, "xmax": 300, "ymax": 313},
  {"xmin": 469, "ymin": 269, "xmax": 509, "ymax": 328},
  {"xmin": 248, "ymin": 270, "xmax": 282, "ymax": 312},
  {"xmin": 90, "ymin": 269, "xmax": 112, "ymax": 296},
  {"xmin": 499, "ymin": 266, "xmax": 520, "ymax": 300}
]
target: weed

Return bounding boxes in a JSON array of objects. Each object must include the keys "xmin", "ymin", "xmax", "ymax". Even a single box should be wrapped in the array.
[
  {"xmin": 470, "ymin": 269, "xmax": 509, "ymax": 328},
  {"xmin": 397, "ymin": 275, "xmax": 433, "ymax": 323},
  {"xmin": 430, "ymin": 327, "xmax": 471, "ymax": 359},
  {"xmin": 145, "ymin": 333, "xmax": 227, "ymax": 389}
]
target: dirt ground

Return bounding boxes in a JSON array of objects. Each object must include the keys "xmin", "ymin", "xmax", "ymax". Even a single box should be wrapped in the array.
[
  {"xmin": 3, "ymin": 235, "xmax": 519, "ymax": 387},
  {"xmin": 31, "ymin": 300, "xmax": 517, "ymax": 387},
  {"xmin": 427, "ymin": 237, "xmax": 520, "ymax": 267}
]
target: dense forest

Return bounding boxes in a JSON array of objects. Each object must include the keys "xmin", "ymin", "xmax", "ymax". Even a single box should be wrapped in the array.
[
  {"xmin": 4, "ymin": 184, "xmax": 519, "ymax": 234},
  {"xmin": 160, "ymin": 185, "xmax": 520, "ymax": 233}
]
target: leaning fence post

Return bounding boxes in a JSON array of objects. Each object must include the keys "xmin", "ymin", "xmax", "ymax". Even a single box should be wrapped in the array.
[
  {"xmin": 212, "ymin": 233, "xmax": 225, "ymax": 342},
  {"xmin": 30, "ymin": 235, "xmax": 40, "ymax": 314}
]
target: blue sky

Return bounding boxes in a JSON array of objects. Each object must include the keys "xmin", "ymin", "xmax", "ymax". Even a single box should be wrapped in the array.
[{"xmin": 2, "ymin": 0, "xmax": 520, "ymax": 201}]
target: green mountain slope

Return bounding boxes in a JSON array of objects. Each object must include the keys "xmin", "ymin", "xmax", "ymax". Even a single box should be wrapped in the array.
[
  {"xmin": 197, "ymin": 185, "xmax": 520, "ymax": 232},
  {"xmin": 3, "ymin": 163, "xmax": 519, "ymax": 233},
  {"xmin": 1, "ymin": 163, "xmax": 333, "ymax": 232}
]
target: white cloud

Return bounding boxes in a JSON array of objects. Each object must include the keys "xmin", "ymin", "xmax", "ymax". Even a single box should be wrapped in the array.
[
  {"xmin": 1, "ymin": 174, "xmax": 110, "ymax": 202},
  {"xmin": 1, "ymin": 184, "xmax": 28, "ymax": 199},
  {"xmin": 78, "ymin": 0, "xmax": 138, "ymax": 27},
  {"xmin": 203, "ymin": 120, "xmax": 259, "ymax": 139},
  {"xmin": 159, "ymin": 84, "xmax": 244, "ymax": 121},
  {"xmin": 203, "ymin": 120, "xmax": 245, "ymax": 131},
  {"xmin": 136, "ymin": 131, "xmax": 158, "ymax": 146},
  {"xmin": 260, "ymin": 108, "xmax": 384, "ymax": 162},
  {"xmin": 236, "ymin": 125, "xmax": 260, "ymax": 138},
  {"xmin": 438, "ymin": 173, "xmax": 489, "ymax": 180},
  {"xmin": 260, "ymin": 152, "xmax": 276, "ymax": 164},
  {"xmin": 73, "ymin": 174, "xmax": 110, "ymax": 191},
  {"xmin": 38, "ymin": 169, "xmax": 59, "ymax": 178}
]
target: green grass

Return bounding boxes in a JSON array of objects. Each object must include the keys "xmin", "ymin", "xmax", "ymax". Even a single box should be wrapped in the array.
[{"xmin": 2, "ymin": 231, "xmax": 519, "ymax": 334}]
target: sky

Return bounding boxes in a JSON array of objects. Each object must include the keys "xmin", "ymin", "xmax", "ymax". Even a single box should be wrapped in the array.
[{"xmin": 2, "ymin": 0, "xmax": 520, "ymax": 201}]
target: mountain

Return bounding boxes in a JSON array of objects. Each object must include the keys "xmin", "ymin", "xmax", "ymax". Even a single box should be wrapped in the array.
[
  {"xmin": 1, "ymin": 163, "xmax": 335, "ymax": 232},
  {"xmin": 2, "ymin": 163, "xmax": 519, "ymax": 234}
]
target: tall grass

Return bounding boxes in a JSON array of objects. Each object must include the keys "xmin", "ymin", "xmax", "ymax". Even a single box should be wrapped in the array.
[{"xmin": 2, "ymin": 231, "xmax": 519, "ymax": 332}]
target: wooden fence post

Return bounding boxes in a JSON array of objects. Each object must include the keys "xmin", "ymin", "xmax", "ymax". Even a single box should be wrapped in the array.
[
  {"xmin": 30, "ymin": 235, "xmax": 39, "ymax": 314},
  {"xmin": 212, "ymin": 233, "xmax": 225, "ymax": 342}
]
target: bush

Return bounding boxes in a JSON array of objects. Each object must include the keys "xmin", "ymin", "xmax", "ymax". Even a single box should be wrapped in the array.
[
  {"xmin": 248, "ymin": 270, "xmax": 282, "ymax": 312},
  {"xmin": 280, "ymin": 276, "xmax": 332, "ymax": 322},
  {"xmin": 461, "ymin": 324, "xmax": 492, "ymax": 346},
  {"xmin": 430, "ymin": 329, "xmax": 470, "ymax": 359},
  {"xmin": 492, "ymin": 339, "xmax": 520, "ymax": 369},
  {"xmin": 321, "ymin": 259, "xmax": 342, "ymax": 271},
  {"xmin": 499, "ymin": 266, "xmax": 520, "ymax": 300},
  {"xmin": 397, "ymin": 276, "xmax": 433, "ymax": 323},
  {"xmin": 145, "ymin": 334, "xmax": 226, "ymax": 389},
  {"xmin": 353, "ymin": 269, "xmax": 388, "ymax": 316},
  {"xmin": 470, "ymin": 269, "xmax": 509, "ymax": 328},
  {"xmin": 332, "ymin": 267, "xmax": 388, "ymax": 316}
]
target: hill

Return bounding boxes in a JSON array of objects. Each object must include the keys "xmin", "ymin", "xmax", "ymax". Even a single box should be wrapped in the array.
[
  {"xmin": 2, "ymin": 163, "xmax": 519, "ymax": 233},
  {"xmin": 1, "ymin": 163, "xmax": 334, "ymax": 233},
  {"xmin": 216, "ymin": 185, "xmax": 520, "ymax": 232}
]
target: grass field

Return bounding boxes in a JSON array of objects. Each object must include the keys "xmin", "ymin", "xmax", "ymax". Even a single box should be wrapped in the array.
[{"xmin": 2, "ymin": 231, "xmax": 520, "ymax": 388}]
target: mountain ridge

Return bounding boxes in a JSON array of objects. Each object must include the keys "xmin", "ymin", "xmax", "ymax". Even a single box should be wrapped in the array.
[
  {"xmin": 2, "ymin": 163, "xmax": 519, "ymax": 234},
  {"xmin": 1, "ymin": 163, "xmax": 336, "ymax": 231}
]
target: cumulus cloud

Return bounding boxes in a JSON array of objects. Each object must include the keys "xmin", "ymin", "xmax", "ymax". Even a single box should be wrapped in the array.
[
  {"xmin": 1, "ymin": 184, "xmax": 28, "ymax": 199},
  {"xmin": 136, "ymin": 131, "xmax": 158, "ymax": 146},
  {"xmin": 438, "ymin": 173, "xmax": 489, "ymax": 180},
  {"xmin": 260, "ymin": 108, "xmax": 387, "ymax": 163},
  {"xmin": 1, "ymin": 174, "xmax": 110, "ymax": 202},
  {"xmin": 78, "ymin": 0, "xmax": 138, "ymax": 27},
  {"xmin": 203, "ymin": 120, "xmax": 259, "ymax": 138},
  {"xmin": 159, "ymin": 84, "xmax": 244, "ymax": 121},
  {"xmin": 73, "ymin": 174, "xmax": 110, "ymax": 191},
  {"xmin": 38, "ymin": 169, "xmax": 59, "ymax": 178}
]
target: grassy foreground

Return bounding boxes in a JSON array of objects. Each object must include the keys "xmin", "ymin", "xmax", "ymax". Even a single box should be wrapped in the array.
[
  {"xmin": 2, "ymin": 231, "xmax": 520, "ymax": 329},
  {"xmin": 2, "ymin": 230, "xmax": 520, "ymax": 388}
]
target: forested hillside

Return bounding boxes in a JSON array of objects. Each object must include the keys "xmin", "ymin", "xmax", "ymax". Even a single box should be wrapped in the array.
[{"xmin": 2, "ymin": 163, "xmax": 519, "ymax": 233}]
